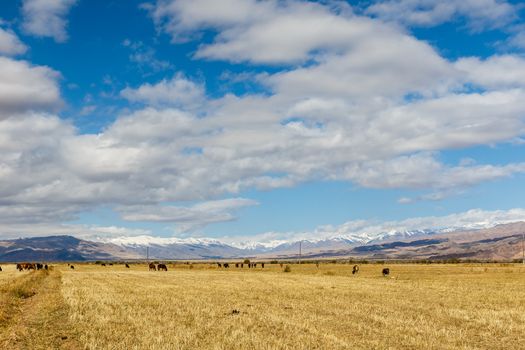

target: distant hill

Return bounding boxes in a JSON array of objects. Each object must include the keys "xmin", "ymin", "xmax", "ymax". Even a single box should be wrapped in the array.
[
  {"xmin": 295, "ymin": 222, "xmax": 525, "ymax": 261},
  {"xmin": 0, "ymin": 236, "xmax": 141, "ymax": 262},
  {"xmin": 0, "ymin": 222, "xmax": 524, "ymax": 261}
]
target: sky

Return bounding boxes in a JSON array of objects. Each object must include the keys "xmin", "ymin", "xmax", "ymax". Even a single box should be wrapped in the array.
[{"xmin": 1, "ymin": 0, "xmax": 525, "ymax": 245}]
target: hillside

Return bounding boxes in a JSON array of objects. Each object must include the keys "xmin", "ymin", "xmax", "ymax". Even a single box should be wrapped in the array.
[{"xmin": 0, "ymin": 222, "xmax": 524, "ymax": 261}]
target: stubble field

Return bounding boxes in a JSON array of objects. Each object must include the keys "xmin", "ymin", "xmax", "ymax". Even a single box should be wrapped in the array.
[{"xmin": 0, "ymin": 263, "xmax": 524, "ymax": 349}]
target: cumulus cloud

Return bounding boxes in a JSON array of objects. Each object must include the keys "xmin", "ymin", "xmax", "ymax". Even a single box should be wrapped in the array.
[
  {"xmin": 2, "ymin": 0, "xmax": 525, "ymax": 238},
  {"xmin": 222, "ymin": 208, "xmax": 525, "ymax": 246},
  {"xmin": 121, "ymin": 74, "xmax": 205, "ymax": 109},
  {"xmin": 455, "ymin": 55, "xmax": 525, "ymax": 90},
  {"xmin": 22, "ymin": 0, "xmax": 77, "ymax": 42},
  {"xmin": 0, "ymin": 27, "xmax": 27, "ymax": 56},
  {"xmin": 366, "ymin": 0, "xmax": 517, "ymax": 31},
  {"xmin": 0, "ymin": 57, "xmax": 62, "ymax": 115},
  {"xmin": 118, "ymin": 198, "xmax": 258, "ymax": 232}
]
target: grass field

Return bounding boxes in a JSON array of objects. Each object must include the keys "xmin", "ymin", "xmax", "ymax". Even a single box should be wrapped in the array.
[{"xmin": 0, "ymin": 263, "xmax": 524, "ymax": 349}]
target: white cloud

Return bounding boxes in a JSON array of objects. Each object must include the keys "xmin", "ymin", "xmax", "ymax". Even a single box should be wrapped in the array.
[
  {"xmin": 366, "ymin": 0, "xmax": 517, "ymax": 31},
  {"xmin": 225, "ymin": 208, "xmax": 525, "ymax": 246},
  {"xmin": 117, "ymin": 198, "xmax": 258, "ymax": 232},
  {"xmin": 2, "ymin": 0, "xmax": 525, "ymax": 238},
  {"xmin": 22, "ymin": 0, "xmax": 77, "ymax": 42},
  {"xmin": 121, "ymin": 74, "xmax": 205, "ymax": 109},
  {"xmin": 0, "ymin": 57, "xmax": 62, "ymax": 115},
  {"xmin": 455, "ymin": 55, "xmax": 525, "ymax": 90},
  {"xmin": 0, "ymin": 27, "xmax": 27, "ymax": 56}
]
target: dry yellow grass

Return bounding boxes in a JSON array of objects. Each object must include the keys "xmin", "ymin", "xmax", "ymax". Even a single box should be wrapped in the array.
[
  {"xmin": 1, "ymin": 263, "xmax": 525, "ymax": 349},
  {"xmin": 59, "ymin": 263, "xmax": 525, "ymax": 350}
]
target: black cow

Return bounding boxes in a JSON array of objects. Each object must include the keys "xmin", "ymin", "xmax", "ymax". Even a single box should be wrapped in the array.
[
  {"xmin": 101, "ymin": 263, "xmax": 106, "ymax": 267},
  {"xmin": 70, "ymin": 265, "xmax": 75, "ymax": 270},
  {"xmin": 0, "ymin": 266, "xmax": 2, "ymax": 272},
  {"xmin": 149, "ymin": 263, "xmax": 157, "ymax": 271},
  {"xmin": 158, "ymin": 263, "xmax": 168, "ymax": 271},
  {"xmin": 352, "ymin": 265, "xmax": 359, "ymax": 275},
  {"xmin": 382, "ymin": 268, "xmax": 390, "ymax": 276},
  {"xmin": 125, "ymin": 263, "xmax": 130, "ymax": 268},
  {"xmin": 44, "ymin": 264, "xmax": 48, "ymax": 270},
  {"xmin": 261, "ymin": 263, "xmax": 265, "ymax": 268},
  {"xmin": 223, "ymin": 263, "xmax": 230, "ymax": 268},
  {"xmin": 217, "ymin": 263, "xmax": 222, "ymax": 268}
]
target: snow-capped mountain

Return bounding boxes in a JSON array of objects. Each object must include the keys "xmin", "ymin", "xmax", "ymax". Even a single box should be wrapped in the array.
[{"xmin": 2, "ymin": 221, "xmax": 523, "ymax": 261}]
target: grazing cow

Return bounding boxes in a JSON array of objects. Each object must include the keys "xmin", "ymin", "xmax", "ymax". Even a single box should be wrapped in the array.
[
  {"xmin": 223, "ymin": 263, "xmax": 230, "ymax": 268},
  {"xmin": 352, "ymin": 265, "xmax": 359, "ymax": 275},
  {"xmin": 70, "ymin": 265, "xmax": 75, "ymax": 270},
  {"xmin": 158, "ymin": 263, "xmax": 168, "ymax": 271},
  {"xmin": 125, "ymin": 263, "xmax": 130, "ymax": 268},
  {"xmin": 261, "ymin": 263, "xmax": 265, "ymax": 268},
  {"xmin": 109, "ymin": 263, "xmax": 113, "ymax": 266},
  {"xmin": 149, "ymin": 263, "xmax": 157, "ymax": 271},
  {"xmin": 101, "ymin": 263, "xmax": 106, "ymax": 267},
  {"xmin": 16, "ymin": 263, "xmax": 22, "ymax": 271},
  {"xmin": 217, "ymin": 263, "xmax": 222, "ymax": 268},
  {"xmin": 36, "ymin": 263, "xmax": 43, "ymax": 270},
  {"xmin": 382, "ymin": 268, "xmax": 390, "ymax": 277}
]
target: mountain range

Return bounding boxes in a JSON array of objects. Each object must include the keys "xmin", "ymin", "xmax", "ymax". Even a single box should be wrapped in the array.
[{"xmin": 0, "ymin": 222, "xmax": 524, "ymax": 262}]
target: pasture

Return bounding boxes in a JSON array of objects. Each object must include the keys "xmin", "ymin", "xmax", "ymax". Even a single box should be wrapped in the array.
[{"xmin": 0, "ymin": 263, "xmax": 524, "ymax": 349}]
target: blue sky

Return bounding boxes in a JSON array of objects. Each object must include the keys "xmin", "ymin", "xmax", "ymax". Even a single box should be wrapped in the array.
[{"xmin": 1, "ymin": 0, "xmax": 525, "ymax": 244}]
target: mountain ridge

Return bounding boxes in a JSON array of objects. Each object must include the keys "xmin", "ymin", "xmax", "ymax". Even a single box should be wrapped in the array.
[{"xmin": 1, "ymin": 221, "xmax": 524, "ymax": 261}]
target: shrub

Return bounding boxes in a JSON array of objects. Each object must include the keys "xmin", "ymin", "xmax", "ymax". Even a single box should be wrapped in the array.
[{"xmin": 243, "ymin": 259, "xmax": 251, "ymax": 264}]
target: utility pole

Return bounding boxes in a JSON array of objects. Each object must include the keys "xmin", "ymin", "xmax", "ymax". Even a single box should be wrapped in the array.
[
  {"xmin": 299, "ymin": 240, "xmax": 302, "ymax": 263},
  {"xmin": 147, "ymin": 246, "xmax": 149, "ymax": 263},
  {"xmin": 522, "ymin": 233, "xmax": 524, "ymax": 265}
]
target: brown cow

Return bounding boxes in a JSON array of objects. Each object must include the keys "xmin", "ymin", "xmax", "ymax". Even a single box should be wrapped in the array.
[
  {"xmin": 382, "ymin": 268, "xmax": 390, "ymax": 276},
  {"xmin": 149, "ymin": 263, "xmax": 157, "ymax": 271},
  {"xmin": 16, "ymin": 263, "xmax": 23, "ymax": 271},
  {"xmin": 158, "ymin": 263, "xmax": 168, "ymax": 271},
  {"xmin": 352, "ymin": 265, "xmax": 359, "ymax": 275}
]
